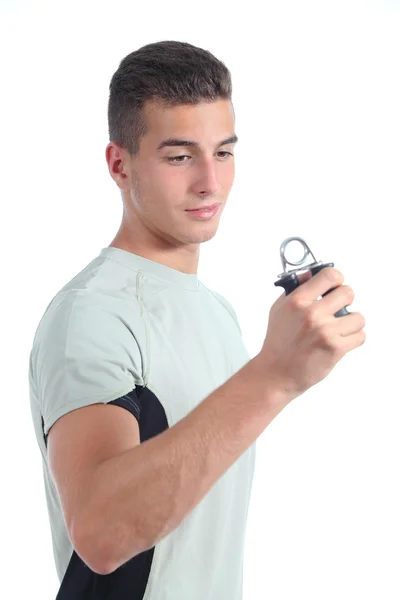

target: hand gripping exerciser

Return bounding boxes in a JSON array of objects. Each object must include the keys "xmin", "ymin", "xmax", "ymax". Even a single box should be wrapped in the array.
[{"xmin": 274, "ymin": 236, "xmax": 350, "ymax": 318}]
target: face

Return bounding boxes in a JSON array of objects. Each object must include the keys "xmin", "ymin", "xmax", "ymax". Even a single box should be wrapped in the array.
[{"xmin": 106, "ymin": 99, "xmax": 236, "ymax": 254}]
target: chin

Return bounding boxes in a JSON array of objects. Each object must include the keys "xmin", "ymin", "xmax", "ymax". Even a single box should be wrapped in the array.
[{"xmin": 184, "ymin": 229, "xmax": 218, "ymax": 244}]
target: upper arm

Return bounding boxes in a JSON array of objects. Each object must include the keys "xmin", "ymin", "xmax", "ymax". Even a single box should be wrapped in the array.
[
  {"xmin": 32, "ymin": 291, "xmax": 145, "ymax": 570},
  {"xmin": 47, "ymin": 401, "xmax": 140, "ymax": 570}
]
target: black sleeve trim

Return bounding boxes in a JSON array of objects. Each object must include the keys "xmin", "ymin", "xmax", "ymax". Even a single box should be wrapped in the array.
[{"xmin": 108, "ymin": 389, "xmax": 141, "ymax": 421}]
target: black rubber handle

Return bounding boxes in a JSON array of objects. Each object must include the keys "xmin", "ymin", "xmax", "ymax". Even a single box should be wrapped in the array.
[{"xmin": 274, "ymin": 262, "xmax": 350, "ymax": 318}]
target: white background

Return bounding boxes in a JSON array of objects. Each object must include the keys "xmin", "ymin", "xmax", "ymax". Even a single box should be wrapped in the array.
[{"xmin": 1, "ymin": 0, "xmax": 399, "ymax": 598}]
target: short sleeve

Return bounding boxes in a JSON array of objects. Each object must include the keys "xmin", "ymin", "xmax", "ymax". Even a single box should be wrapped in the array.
[{"xmin": 32, "ymin": 291, "xmax": 145, "ymax": 437}]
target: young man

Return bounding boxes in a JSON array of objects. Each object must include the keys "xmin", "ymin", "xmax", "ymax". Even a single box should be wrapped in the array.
[{"xmin": 28, "ymin": 40, "xmax": 365, "ymax": 599}]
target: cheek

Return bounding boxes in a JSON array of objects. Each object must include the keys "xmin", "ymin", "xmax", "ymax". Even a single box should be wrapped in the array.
[
  {"xmin": 161, "ymin": 168, "xmax": 185, "ymax": 188},
  {"xmin": 154, "ymin": 171, "xmax": 184, "ymax": 201},
  {"xmin": 147, "ymin": 164, "xmax": 176, "ymax": 186},
  {"xmin": 144, "ymin": 179, "xmax": 181, "ymax": 213},
  {"xmin": 220, "ymin": 169, "xmax": 235, "ymax": 191}
]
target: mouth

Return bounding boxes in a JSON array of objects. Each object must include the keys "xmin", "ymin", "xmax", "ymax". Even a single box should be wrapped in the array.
[
  {"xmin": 184, "ymin": 203, "xmax": 221, "ymax": 220},
  {"xmin": 185, "ymin": 202, "xmax": 220, "ymax": 212}
]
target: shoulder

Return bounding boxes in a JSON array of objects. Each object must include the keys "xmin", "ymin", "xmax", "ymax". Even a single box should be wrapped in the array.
[{"xmin": 31, "ymin": 288, "xmax": 146, "ymax": 389}]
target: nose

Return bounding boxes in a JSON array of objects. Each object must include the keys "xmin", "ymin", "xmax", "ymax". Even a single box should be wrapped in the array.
[{"xmin": 193, "ymin": 158, "xmax": 221, "ymax": 196}]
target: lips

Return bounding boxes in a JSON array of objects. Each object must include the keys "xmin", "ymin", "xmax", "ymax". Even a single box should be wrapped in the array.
[{"xmin": 186, "ymin": 202, "xmax": 220, "ymax": 211}]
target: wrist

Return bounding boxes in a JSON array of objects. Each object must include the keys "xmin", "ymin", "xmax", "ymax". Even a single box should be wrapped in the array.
[{"xmin": 247, "ymin": 355, "xmax": 292, "ymax": 409}]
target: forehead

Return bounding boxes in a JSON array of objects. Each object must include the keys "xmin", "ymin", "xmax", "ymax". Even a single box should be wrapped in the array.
[{"xmin": 143, "ymin": 99, "xmax": 235, "ymax": 147}]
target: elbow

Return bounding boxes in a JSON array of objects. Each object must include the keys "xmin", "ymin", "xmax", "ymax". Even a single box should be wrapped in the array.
[
  {"xmin": 72, "ymin": 523, "xmax": 112, "ymax": 575},
  {"xmin": 72, "ymin": 517, "xmax": 154, "ymax": 576}
]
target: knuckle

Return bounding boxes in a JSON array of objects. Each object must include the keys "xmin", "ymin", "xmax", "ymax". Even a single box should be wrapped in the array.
[
  {"xmin": 327, "ymin": 268, "xmax": 344, "ymax": 285},
  {"xmin": 288, "ymin": 293, "xmax": 305, "ymax": 311},
  {"xmin": 304, "ymin": 306, "xmax": 318, "ymax": 328},
  {"xmin": 317, "ymin": 327, "xmax": 335, "ymax": 349},
  {"xmin": 318, "ymin": 329, "xmax": 332, "ymax": 348},
  {"xmin": 343, "ymin": 285, "xmax": 355, "ymax": 303},
  {"xmin": 352, "ymin": 312, "xmax": 365, "ymax": 329}
]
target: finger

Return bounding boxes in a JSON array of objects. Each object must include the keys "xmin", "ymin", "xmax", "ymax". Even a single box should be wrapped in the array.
[
  {"xmin": 298, "ymin": 270, "xmax": 312, "ymax": 284},
  {"xmin": 316, "ymin": 284, "xmax": 354, "ymax": 317},
  {"xmin": 339, "ymin": 329, "xmax": 366, "ymax": 353},
  {"xmin": 293, "ymin": 267, "xmax": 344, "ymax": 303},
  {"xmin": 336, "ymin": 312, "xmax": 366, "ymax": 336}
]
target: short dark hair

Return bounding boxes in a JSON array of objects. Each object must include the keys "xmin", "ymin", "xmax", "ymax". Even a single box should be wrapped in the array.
[{"xmin": 107, "ymin": 40, "xmax": 233, "ymax": 156}]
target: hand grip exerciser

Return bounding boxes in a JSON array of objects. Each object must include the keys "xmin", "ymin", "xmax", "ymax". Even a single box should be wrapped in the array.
[{"xmin": 274, "ymin": 236, "xmax": 350, "ymax": 318}]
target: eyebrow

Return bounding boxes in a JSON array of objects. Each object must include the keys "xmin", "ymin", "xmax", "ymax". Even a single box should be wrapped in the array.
[{"xmin": 156, "ymin": 134, "xmax": 238, "ymax": 151}]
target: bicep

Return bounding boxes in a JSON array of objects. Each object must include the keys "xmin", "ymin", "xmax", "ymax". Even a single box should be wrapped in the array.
[{"xmin": 47, "ymin": 401, "xmax": 140, "ymax": 548}]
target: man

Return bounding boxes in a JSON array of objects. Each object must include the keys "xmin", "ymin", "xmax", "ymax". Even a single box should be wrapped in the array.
[{"xmin": 29, "ymin": 40, "xmax": 366, "ymax": 599}]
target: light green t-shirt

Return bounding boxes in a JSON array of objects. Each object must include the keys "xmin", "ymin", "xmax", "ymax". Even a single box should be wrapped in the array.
[{"xmin": 29, "ymin": 247, "xmax": 256, "ymax": 599}]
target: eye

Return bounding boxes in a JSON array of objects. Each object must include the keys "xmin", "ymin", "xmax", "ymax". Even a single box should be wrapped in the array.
[{"xmin": 167, "ymin": 151, "xmax": 234, "ymax": 164}]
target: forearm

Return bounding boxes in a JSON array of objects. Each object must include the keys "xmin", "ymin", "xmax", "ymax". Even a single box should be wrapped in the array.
[{"xmin": 78, "ymin": 355, "xmax": 286, "ymax": 574}]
